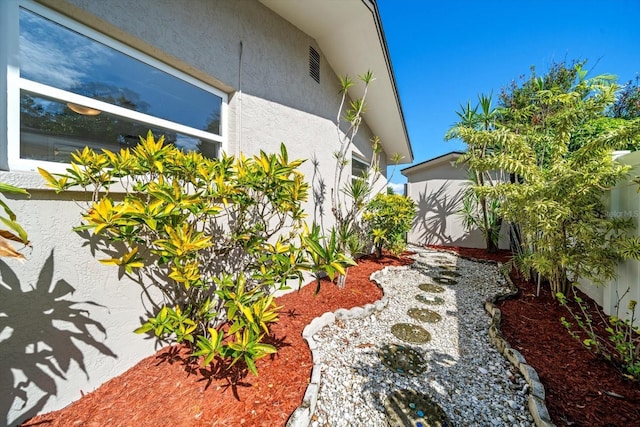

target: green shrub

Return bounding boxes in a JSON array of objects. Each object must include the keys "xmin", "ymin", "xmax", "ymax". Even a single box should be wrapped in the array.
[
  {"xmin": 558, "ymin": 289, "xmax": 640, "ymax": 381},
  {"xmin": 363, "ymin": 193, "xmax": 416, "ymax": 257},
  {"xmin": 39, "ymin": 132, "xmax": 350, "ymax": 375}
]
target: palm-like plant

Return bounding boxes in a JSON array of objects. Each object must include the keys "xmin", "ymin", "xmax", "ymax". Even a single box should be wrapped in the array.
[{"xmin": 447, "ymin": 93, "xmax": 504, "ymax": 252}]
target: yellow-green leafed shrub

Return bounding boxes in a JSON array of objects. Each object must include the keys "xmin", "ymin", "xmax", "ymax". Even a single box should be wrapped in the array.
[
  {"xmin": 39, "ymin": 131, "xmax": 342, "ymax": 375},
  {"xmin": 0, "ymin": 182, "xmax": 30, "ymax": 260},
  {"xmin": 363, "ymin": 193, "xmax": 416, "ymax": 258}
]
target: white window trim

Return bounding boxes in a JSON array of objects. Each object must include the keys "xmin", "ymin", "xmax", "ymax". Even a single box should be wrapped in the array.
[{"xmin": 3, "ymin": 0, "xmax": 228, "ymax": 174}]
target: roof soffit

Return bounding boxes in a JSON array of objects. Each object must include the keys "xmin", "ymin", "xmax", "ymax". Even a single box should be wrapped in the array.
[{"xmin": 258, "ymin": 0, "xmax": 413, "ymax": 163}]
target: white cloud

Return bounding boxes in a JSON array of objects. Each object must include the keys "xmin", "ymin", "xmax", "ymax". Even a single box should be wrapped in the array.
[
  {"xmin": 20, "ymin": 36, "xmax": 87, "ymax": 89},
  {"xmin": 19, "ymin": 10, "xmax": 112, "ymax": 91},
  {"xmin": 175, "ymin": 134, "xmax": 200, "ymax": 151},
  {"xmin": 388, "ymin": 181, "xmax": 405, "ymax": 195}
]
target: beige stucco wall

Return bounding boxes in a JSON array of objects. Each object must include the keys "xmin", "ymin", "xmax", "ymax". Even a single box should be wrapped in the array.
[
  {"xmin": 1, "ymin": 0, "xmax": 386, "ymax": 424},
  {"xmin": 404, "ymin": 158, "xmax": 508, "ymax": 249},
  {"xmin": 36, "ymin": 0, "xmax": 382, "ymax": 186},
  {"xmin": 405, "ymin": 159, "xmax": 485, "ymax": 248}
]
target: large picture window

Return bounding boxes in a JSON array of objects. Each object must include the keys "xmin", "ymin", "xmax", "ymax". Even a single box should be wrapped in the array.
[{"xmin": 6, "ymin": 1, "xmax": 226, "ymax": 171}]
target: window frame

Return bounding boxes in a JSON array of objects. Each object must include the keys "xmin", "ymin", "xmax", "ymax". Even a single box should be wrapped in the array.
[{"xmin": 3, "ymin": 0, "xmax": 227, "ymax": 173}]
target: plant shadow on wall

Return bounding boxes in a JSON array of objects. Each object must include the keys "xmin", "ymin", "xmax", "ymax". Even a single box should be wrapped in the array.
[
  {"xmin": 413, "ymin": 182, "xmax": 466, "ymax": 246},
  {"xmin": 0, "ymin": 250, "xmax": 117, "ymax": 426},
  {"xmin": 73, "ymin": 227, "xmax": 173, "ymax": 329}
]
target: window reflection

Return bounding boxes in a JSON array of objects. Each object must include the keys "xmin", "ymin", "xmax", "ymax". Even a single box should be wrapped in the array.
[
  {"xmin": 19, "ymin": 7, "xmax": 222, "ymax": 135},
  {"xmin": 352, "ymin": 158, "xmax": 369, "ymax": 178},
  {"xmin": 20, "ymin": 92, "xmax": 219, "ymax": 163}
]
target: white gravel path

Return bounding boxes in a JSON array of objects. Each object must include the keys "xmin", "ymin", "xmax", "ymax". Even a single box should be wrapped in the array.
[{"xmin": 310, "ymin": 247, "xmax": 535, "ymax": 427}]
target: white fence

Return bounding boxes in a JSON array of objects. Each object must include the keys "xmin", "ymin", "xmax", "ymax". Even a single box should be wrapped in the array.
[{"xmin": 579, "ymin": 151, "xmax": 640, "ymax": 327}]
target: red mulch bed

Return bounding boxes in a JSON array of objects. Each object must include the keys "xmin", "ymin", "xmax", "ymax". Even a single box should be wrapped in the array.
[
  {"xmin": 499, "ymin": 271, "xmax": 640, "ymax": 426},
  {"xmin": 22, "ymin": 253, "xmax": 412, "ymax": 427},
  {"xmin": 429, "ymin": 244, "xmax": 640, "ymax": 426},
  {"xmin": 22, "ymin": 246, "xmax": 640, "ymax": 427},
  {"xmin": 427, "ymin": 244, "xmax": 513, "ymax": 263}
]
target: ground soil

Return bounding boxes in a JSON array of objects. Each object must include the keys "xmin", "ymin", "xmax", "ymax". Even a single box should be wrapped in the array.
[{"xmin": 22, "ymin": 247, "xmax": 640, "ymax": 427}]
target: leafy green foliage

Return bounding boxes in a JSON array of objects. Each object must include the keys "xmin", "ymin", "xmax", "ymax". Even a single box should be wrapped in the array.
[
  {"xmin": 363, "ymin": 193, "xmax": 416, "ymax": 257},
  {"xmin": 330, "ymin": 72, "xmax": 403, "ymax": 285},
  {"xmin": 331, "ymin": 73, "xmax": 375, "ymax": 270},
  {"xmin": 39, "ymin": 131, "xmax": 351, "ymax": 375},
  {"xmin": 498, "ymin": 59, "xmax": 586, "ymax": 129},
  {"xmin": 570, "ymin": 116, "xmax": 640, "ymax": 152},
  {"xmin": 454, "ymin": 61, "xmax": 640, "ymax": 296},
  {"xmin": 0, "ymin": 182, "xmax": 30, "ymax": 260},
  {"xmin": 303, "ymin": 225, "xmax": 357, "ymax": 294},
  {"xmin": 558, "ymin": 290, "xmax": 640, "ymax": 381},
  {"xmin": 610, "ymin": 75, "xmax": 640, "ymax": 119},
  {"xmin": 458, "ymin": 185, "xmax": 502, "ymax": 250}
]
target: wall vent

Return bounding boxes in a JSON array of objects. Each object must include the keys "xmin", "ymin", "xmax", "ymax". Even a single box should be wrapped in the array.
[{"xmin": 309, "ymin": 46, "xmax": 320, "ymax": 83}]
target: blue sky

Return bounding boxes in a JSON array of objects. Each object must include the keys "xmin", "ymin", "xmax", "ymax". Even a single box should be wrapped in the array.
[{"xmin": 377, "ymin": 0, "xmax": 640, "ymax": 191}]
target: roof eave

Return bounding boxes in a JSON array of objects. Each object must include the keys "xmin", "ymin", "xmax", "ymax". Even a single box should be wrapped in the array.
[{"xmin": 401, "ymin": 151, "xmax": 465, "ymax": 176}]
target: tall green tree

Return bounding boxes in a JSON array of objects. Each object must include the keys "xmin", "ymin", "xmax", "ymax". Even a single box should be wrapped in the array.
[{"xmin": 462, "ymin": 63, "xmax": 640, "ymax": 296}]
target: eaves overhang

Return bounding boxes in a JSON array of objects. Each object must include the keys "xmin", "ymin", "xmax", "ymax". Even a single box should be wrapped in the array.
[
  {"xmin": 401, "ymin": 151, "xmax": 465, "ymax": 176},
  {"xmin": 259, "ymin": 0, "xmax": 413, "ymax": 164}
]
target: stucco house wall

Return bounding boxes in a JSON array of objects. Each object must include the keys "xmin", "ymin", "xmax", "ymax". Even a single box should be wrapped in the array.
[
  {"xmin": 402, "ymin": 152, "xmax": 509, "ymax": 249},
  {"xmin": 38, "ymin": 0, "xmax": 381, "ymax": 226},
  {"xmin": 0, "ymin": 1, "xmax": 409, "ymax": 425}
]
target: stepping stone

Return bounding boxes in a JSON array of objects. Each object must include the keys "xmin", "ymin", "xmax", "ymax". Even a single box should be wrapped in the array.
[
  {"xmin": 433, "ymin": 276, "xmax": 458, "ymax": 285},
  {"xmin": 438, "ymin": 270, "xmax": 461, "ymax": 278},
  {"xmin": 379, "ymin": 343, "xmax": 428, "ymax": 376},
  {"xmin": 408, "ymin": 308, "xmax": 442, "ymax": 323},
  {"xmin": 384, "ymin": 389, "xmax": 452, "ymax": 427},
  {"xmin": 391, "ymin": 323, "xmax": 432, "ymax": 344},
  {"xmin": 418, "ymin": 283, "xmax": 444, "ymax": 293},
  {"xmin": 416, "ymin": 294, "xmax": 445, "ymax": 305}
]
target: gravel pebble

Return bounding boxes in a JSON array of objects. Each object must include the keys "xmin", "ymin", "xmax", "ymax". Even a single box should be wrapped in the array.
[{"xmin": 311, "ymin": 246, "xmax": 535, "ymax": 427}]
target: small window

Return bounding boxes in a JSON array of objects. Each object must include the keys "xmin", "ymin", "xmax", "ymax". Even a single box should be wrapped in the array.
[
  {"xmin": 309, "ymin": 46, "xmax": 320, "ymax": 83},
  {"xmin": 10, "ymin": 4, "xmax": 226, "ymax": 170},
  {"xmin": 352, "ymin": 156, "xmax": 369, "ymax": 182}
]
